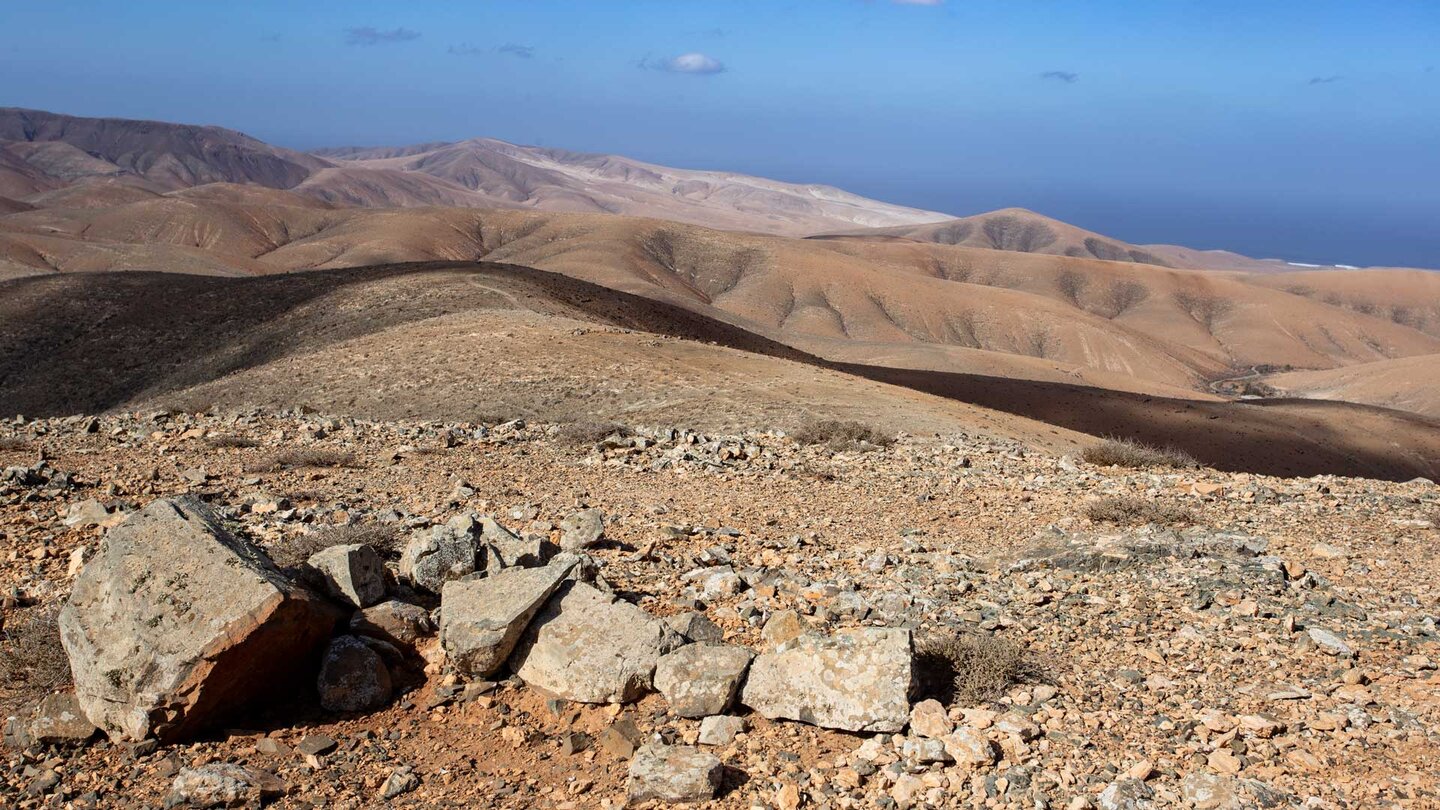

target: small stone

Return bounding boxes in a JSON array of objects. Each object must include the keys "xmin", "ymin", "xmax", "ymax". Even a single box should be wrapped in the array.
[
  {"xmin": 597, "ymin": 718, "xmax": 644, "ymax": 758},
  {"xmin": 1180, "ymin": 772, "xmax": 1237, "ymax": 810},
  {"xmin": 626, "ymin": 743, "xmax": 724, "ymax": 804},
  {"xmin": 698, "ymin": 715, "xmax": 745, "ymax": 746},
  {"xmin": 940, "ymin": 726, "xmax": 996, "ymax": 770},
  {"xmin": 908, "ymin": 699, "xmax": 953, "ymax": 739},
  {"xmin": 169, "ymin": 764, "xmax": 286, "ymax": 808},
  {"xmin": 1306, "ymin": 627, "xmax": 1353, "ymax": 657},
  {"xmin": 559, "ymin": 509, "xmax": 605, "ymax": 551},
  {"xmin": 26, "ymin": 692, "xmax": 98, "ymax": 745},
  {"xmin": 350, "ymin": 600, "xmax": 436, "ymax": 647},
  {"xmin": 1207, "ymin": 748, "xmax": 1243, "ymax": 775},
  {"xmin": 665, "ymin": 611, "xmax": 724, "ymax": 644},
  {"xmin": 317, "ymin": 635, "xmax": 392, "ymax": 713},
  {"xmin": 379, "ymin": 766, "xmax": 419, "ymax": 799},
  {"xmin": 296, "ymin": 734, "xmax": 337, "ymax": 756},
  {"xmin": 760, "ymin": 609, "xmax": 805, "ymax": 648},
  {"xmin": 1097, "ymin": 778, "xmax": 1154, "ymax": 810}
]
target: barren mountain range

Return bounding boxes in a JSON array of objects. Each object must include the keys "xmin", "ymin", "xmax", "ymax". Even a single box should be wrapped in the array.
[{"xmin": 1, "ymin": 107, "xmax": 1437, "ymax": 479}]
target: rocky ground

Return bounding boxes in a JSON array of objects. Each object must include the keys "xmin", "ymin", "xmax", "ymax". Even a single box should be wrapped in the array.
[{"xmin": 1, "ymin": 409, "xmax": 1437, "ymax": 809}]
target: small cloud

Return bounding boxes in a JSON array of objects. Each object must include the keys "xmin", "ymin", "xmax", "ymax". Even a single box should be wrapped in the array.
[
  {"xmin": 498, "ymin": 43, "xmax": 535, "ymax": 59},
  {"xmin": 345, "ymin": 26, "xmax": 421, "ymax": 46},
  {"xmin": 1040, "ymin": 70, "xmax": 1079, "ymax": 83},
  {"xmin": 1308, "ymin": 75, "xmax": 1343, "ymax": 85},
  {"xmin": 645, "ymin": 52, "xmax": 726, "ymax": 75}
]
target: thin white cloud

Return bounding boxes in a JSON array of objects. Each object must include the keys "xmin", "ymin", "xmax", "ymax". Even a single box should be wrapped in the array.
[{"xmin": 653, "ymin": 52, "xmax": 726, "ymax": 75}]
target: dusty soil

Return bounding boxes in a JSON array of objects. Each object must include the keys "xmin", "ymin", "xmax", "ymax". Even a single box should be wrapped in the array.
[{"xmin": 2, "ymin": 410, "xmax": 1438, "ymax": 808}]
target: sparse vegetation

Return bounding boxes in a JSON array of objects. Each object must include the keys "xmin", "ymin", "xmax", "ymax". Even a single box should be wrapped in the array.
[
  {"xmin": 1055, "ymin": 269, "xmax": 1089, "ymax": 307},
  {"xmin": 1085, "ymin": 495, "xmax": 1194, "ymax": 526},
  {"xmin": 265, "ymin": 523, "xmax": 403, "ymax": 569},
  {"xmin": 1100, "ymin": 280, "xmax": 1149, "ymax": 319},
  {"xmin": 1082, "ymin": 437, "xmax": 1198, "ymax": 470},
  {"xmin": 245, "ymin": 447, "xmax": 357, "ymax": 473},
  {"xmin": 556, "ymin": 420, "xmax": 632, "ymax": 446},
  {"xmin": 914, "ymin": 630, "xmax": 1042, "ymax": 706},
  {"xmin": 792, "ymin": 419, "xmax": 893, "ymax": 452},
  {"xmin": 1173, "ymin": 290, "xmax": 1233, "ymax": 332},
  {"xmin": 0, "ymin": 606, "xmax": 73, "ymax": 705}
]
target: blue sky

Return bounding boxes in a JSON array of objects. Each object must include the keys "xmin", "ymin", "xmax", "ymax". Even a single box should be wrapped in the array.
[{"xmin": 2, "ymin": 0, "xmax": 1438, "ymax": 267}]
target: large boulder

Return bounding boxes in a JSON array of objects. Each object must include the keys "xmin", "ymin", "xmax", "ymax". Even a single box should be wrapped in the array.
[
  {"xmin": 626, "ymin": 743, "xmax": 724, "ymax": 804},
  {"xmin": 440, "ymin": 556, "xmax": 577, "ymax": 678},
  {"xmin": 307, "ymin": 543, "xmax": 386, "ymax": 608},
  {"xmin": 512, "ymin": 581, "xmax": 682, "ymax": 704},
  {"xmin": 398, "ymin": 515, "xmax": 482, "ymax": 594},
  {"xmin": 58, "ymin": 497, "xmax": 337, "ymax": 742},
  {"xmin": 741, "ymin": 627, "xmax": 913, "ymax": 733},
  {"xmin": 654, "ymin": 644, "xmax": 754, "ymax": 718}
]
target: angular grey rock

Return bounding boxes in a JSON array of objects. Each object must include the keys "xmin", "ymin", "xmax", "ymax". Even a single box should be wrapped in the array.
[
  {"xmin": 741, "ymin": 627, "xmax": 913, "ymax": 733},
  {"xmin": 350, "ymin": 600, "xmax": 435, "ymax": 647},
  {"xmin": 665, "ymin": 611, "xmax": 724, "ymax": 644},
  {"xmin": 380, "ymin": 766, "xmax": 420, "ymax": 800},
  {"xmin": 559, "ymin": 508, "xmax": 605, "ymax": 551},
  {"xmin": 399, "ymin": 515, "xmax": 483, "ymax": 593},
  {"xmin": 654, "ymin": 643, "xmax": 754, "ymax": 718},
  {"xmin": 480, "ymin": 516, "xmax": 551, "ymax": 569},
  {"xmin": 27, "ymin": 693, "xmax": 97, "ymax": 746},
  {"xmin": 58, "ymin": 497, "xmax": 337, "ymax": 742},
  {"xmin": 317, "ymin": 635, "xmax": 392, "ymax": 713},
  {"xmin": 307, "ymin": 543, "xmax": 386, "ymax": 608},
  {"xmin": 1307, "ymin": 627, "xmax": 1353, "ymax": 657},
  {"xmin": 62, "ymin": 499, "xmax": 110, "ymax": 529},
  {"xmin": 1098, "ymin": 777, "xmax": 1156, "ymax": 810},
  {"xmin": 1181, "ymin": 772, "xmax": 1237, "ymax": 810},
  {"xmin": 626, "ymin": 743, "xmax": 724, "ymax": 804},
  {"xmin": 440, "ymin": 556, "xmax": 578, "ymax": 678},
  {"xmin": 512, "ymin": 581, "xmax": 683, "ymax": 703},
  {"xmin": 697, "ymin": 715, "xmax": 745, "ymax": 746},
  {"xmin": 169, "ymin": 763, "xmax": 287, "ymax": 808}
]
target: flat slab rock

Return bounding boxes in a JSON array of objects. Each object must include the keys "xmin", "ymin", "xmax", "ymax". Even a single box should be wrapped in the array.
[
  {"xmin": 626, "ymin": 743, "xmax": 724, "ymax": 804},
  {"xmin": 59, "ymin": 496, "xmax": 337, "ymax": 742},
  {"xmin": 440, "ymin": 555, "xmax": 577, "ymax": 678},
  {"xmin": 512, "ymin": 581, "xmax": 682, "ymax": 704},
  {"xmin": 168, "ymin": 763, "xmax": 287, "ymax": 808},
  {"xmin": 654, "ymin": 643, "xmax": 754, "ymax": 718},
  {"xmin": 741, "ymin": 627, "xmax": 913, "ymax": 733}
]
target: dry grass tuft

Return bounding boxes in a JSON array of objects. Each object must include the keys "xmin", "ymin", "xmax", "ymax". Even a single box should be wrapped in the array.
[
  {"xmin": 0, "ymin": 606, "xmax": 73, "ymax": 704},
  {"xmin": 1086, "ymin": 496, "xmax": 1194, "ymax": 526},
  {"xmin": 204, "ymin": 433, "xmax": 260, "ymax": 450},
  {"xmin": 556, "ymin": 420, "xmax": 631, "ymax": 447},
  {"xmin": 1082, "ymin": 437, "xmax": 1197, "ymax": 470},
  {"xmin": 265, "ymin": 523, "xmax": 403, "ymax": 569},
  {"xmin": 792, "ymin": 419, "xmax": 894, "ymax": 452},
  {"xmin": 914, "ymin": 631, "xmax": 1041, "ymax": 706},
  {"xmin": 246, "ymin": 447, "xmax": 357, "ymax": 473}
]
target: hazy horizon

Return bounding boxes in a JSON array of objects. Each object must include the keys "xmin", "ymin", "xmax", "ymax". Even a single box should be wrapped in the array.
[{"xmin": 3, "ymin": 0, "xmax": 1437, "ymax": 268}]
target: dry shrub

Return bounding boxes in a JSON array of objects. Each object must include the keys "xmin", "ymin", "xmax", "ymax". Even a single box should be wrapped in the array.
[
  {"xmin": 0, "ymin": 436, "xmax": 28, "ymax": 451},
  {"xmin": 1082, "ymin": 437, "xmax": 1196, "ymax": 470},
  {"xmin": 246, "ymin": 448, "xmax": 356, "ymax": 473},
  {"xmin": 914, "ymin": 631, "xmax": 1041, "ymax": 706},
  {"xmin": 556, "ymin": 421, "xmax": 631, "ymax": 446},
  {"xmin": 1086, "ymin": 496, "xmax": 1194, "ymax": 526},
  {"xmin": 204, "ymin": 433, "xmax": 259, "ymax": 450},
  {"xmin": 266, "ymin": 523, "xmax": 402, "ymax": 569},
  {"xmin": 792, "ymin": 419, "xmax": 893, "ymax": 452},
  {"xmin": 0, "ymin": 606, "xmax": 73, "ymax": 701}
]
